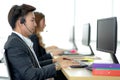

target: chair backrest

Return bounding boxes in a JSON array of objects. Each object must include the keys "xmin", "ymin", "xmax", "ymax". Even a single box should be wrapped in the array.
[{"xmin": 4, "ymin": 52, "xmax": 13, "ymax": 80}]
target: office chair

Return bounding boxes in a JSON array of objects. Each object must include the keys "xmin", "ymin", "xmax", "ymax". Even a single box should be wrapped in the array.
[
  {"xmin": 0, "ymin": 57, "xmax": 4, "ymax": 63},
  {"xmin": 4, "ymin": 52, "xmax": 13, "ymax": 80}
]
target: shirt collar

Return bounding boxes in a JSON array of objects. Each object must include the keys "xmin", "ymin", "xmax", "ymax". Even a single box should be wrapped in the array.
[{"xmin": 12, "ymin": 31, "xmax": 33, "ymax": 48}]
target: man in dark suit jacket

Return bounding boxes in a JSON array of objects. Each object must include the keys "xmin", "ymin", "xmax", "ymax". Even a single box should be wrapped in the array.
[
  {"xmin": 5, "ymin": 32, "xmax": 57, "ymax": 80},
  {"xmin": 4, "ymin": 4, "xmax": 76, "ymax": 80}
]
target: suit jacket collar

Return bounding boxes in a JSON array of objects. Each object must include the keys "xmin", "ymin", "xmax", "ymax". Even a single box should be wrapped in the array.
[{"xmin": 10, "ymin": 33, "xmax": 40, "ymax": 68}]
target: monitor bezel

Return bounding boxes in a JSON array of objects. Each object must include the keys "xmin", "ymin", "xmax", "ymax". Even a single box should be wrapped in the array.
[{"xmin": 96, "ymin": 17, "xmax": 117, "ymax": 54}]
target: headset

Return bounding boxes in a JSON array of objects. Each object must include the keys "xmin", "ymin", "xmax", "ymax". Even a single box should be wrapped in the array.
[
  {"xmin": 20, "ymin": 17, "xmax": 33, "ymax": 33},
  {"xmin": 20, "ymin": 17, "xmax": 25, "ymax": 24}
]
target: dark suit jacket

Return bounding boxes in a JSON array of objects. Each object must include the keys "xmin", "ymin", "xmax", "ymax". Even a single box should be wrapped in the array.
[
  {"xmin": 29, "ymin": 34, "xmax": 52, "ymax": 61},
  {"xmin": 4, "ymin": 33, "xmax": 56, "ymax": 80}
]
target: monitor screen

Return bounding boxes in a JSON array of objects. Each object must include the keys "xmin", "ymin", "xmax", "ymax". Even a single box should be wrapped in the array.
[
  {"xmin": 97, "ymin": 17, "xmax": 117, "ymax": 54},
  {"xmin": 82, "ymin": 23, "xmax": 91, "ymax": 46}
]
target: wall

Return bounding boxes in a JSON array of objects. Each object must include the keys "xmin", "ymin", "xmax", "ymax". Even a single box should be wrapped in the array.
[{"xmin": 0, "ymin": 0, "xmax": 120, "ymax": 62}]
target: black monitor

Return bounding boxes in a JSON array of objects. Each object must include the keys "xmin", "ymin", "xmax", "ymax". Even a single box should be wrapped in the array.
[
  {"xmin": 97, "ymin": 17, "xmax": 118, "ymax": 63},
  {"xmin": 82, "ymin": 23, "xmax": 94, "ymax": 55}
]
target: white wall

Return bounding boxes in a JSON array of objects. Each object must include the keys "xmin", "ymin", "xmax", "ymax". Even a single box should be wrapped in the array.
[
  {"xmin": 0, "ymin": 0, "xmax": 74, "ymax": 57},
  {"xmin": 0, "ymin": 0, "xmax": 120, "ymax": 62},
  {"xmin": 75, "ymin": 0, "xmax": 113, "ymax": 41}
]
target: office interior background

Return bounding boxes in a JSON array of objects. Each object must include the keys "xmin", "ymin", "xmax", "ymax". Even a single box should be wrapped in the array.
[{"xmin": 0, "ymin": 0, "xmax": 120, "ymax": 63}]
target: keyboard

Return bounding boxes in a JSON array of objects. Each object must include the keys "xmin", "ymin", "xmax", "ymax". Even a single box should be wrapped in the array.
[
  {"xmin": 86, "ymin": 64, "xmax": 93, "ymax": 71},
  {"xmin": 70, "ymin": 62, "xmax": 88, "ymax": 68}
]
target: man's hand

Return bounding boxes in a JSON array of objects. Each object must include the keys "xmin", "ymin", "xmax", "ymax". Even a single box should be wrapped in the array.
[
  {"xmin": 53, "ymin": 56, "xmax": 73, "ymax": 63},
  {"xmin": 55, "ymin": 59, "xmax": 80, "ymax": 70}
]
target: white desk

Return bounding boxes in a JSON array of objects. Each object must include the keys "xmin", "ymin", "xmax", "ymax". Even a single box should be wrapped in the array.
[
  {"xmin": 61, "ymin": 51, "xmax": 120, "ymax": 80},
  {"xmin": 62, "ymin": 67, "xmax": 120, "ymax": 80}
]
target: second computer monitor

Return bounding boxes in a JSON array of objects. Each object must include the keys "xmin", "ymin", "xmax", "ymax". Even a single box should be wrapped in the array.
[
  {"xmin": 82, "ymin": 23, "xmax": 91, "ymax": 46},
  {"xmin": 81, "ymin": 23, "xmax": 94, "ymax": 55}
]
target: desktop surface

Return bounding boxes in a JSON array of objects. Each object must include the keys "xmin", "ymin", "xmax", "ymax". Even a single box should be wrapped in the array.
[
  {"xmin": 59, "ymin": 49, "xmax": 81, "ymax": 56},
  {"xmin": 62, "ymin": 67, "xmax": 120, "ymax": 80},
  {"xmin": 61, "ymin": 50, "xmax": 120, "ymax": 80}
]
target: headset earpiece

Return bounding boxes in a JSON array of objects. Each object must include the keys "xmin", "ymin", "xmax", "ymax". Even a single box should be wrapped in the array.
[
  {"xmin": 20, "ymin": 17, "xmax": 32, "ymax": 33},
  {"xmin": 20, "ymin": 17, "xmax": 25, "ymax": 24}
]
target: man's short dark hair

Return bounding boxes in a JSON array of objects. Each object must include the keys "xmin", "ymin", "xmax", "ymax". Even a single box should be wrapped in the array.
[{"xmin": 8, "ymin": 4, "xmax": 36, "ymax": 29}]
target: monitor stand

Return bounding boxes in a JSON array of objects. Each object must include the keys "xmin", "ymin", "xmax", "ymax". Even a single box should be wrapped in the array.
[
  {"xmin": 111, "ymin": 54, "xmax": 119, "ymax": 64},
  {"xmin": 80, "ymin": 45, "xmax": 94, "ymax": 56},
  {"xmin": 88, "ymin": 45, "xmax": 94, "ymax": 56},
  {"xmin": 72, "ymin": 41, "xmax": 78, "ymax": 51}
]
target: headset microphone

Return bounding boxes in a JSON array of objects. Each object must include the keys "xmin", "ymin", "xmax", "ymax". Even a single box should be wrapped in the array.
[{"xmin": 24, "ymin": 23, "xmax": 33, "ymax": 33}]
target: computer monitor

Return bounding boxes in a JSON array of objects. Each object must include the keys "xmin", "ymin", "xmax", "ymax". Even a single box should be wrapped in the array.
[
  {"xmin": 82, "ymin": 23, "xmax": 94, "ymax": 55},
  {"xmin": 97, "ymin": 17, "xmax": 118, "ymax": 63},
  {"xmin": 82, "ymin": 23, "xmax": 91, "ymax": 46},
  {"xmin": 69, "ymin": 26, "xmax": 78, "ymax": 50}
]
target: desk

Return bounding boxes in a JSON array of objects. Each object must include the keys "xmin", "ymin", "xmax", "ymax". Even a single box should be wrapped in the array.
[
  {"xmin": 62, "ymin": 67, "xmax": 120, "ymax": 80},
  {"xmin": 61, "ymin": 51, "xmax": 120, "ymax": 80}
]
